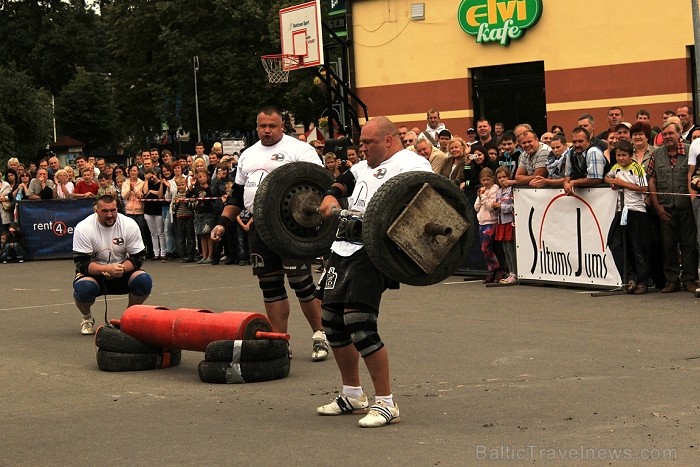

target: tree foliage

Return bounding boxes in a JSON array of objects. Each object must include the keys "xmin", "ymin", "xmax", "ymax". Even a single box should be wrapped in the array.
[
  {"xmin": 54, "ymin": 68, "xmax": 120, "ymax": 149},
  {"xmin": 103, "ymin": 0, "xmax": 325, "ymax": 141},
  {"xmin": 0, "ymin": 0, "xmax": 106, "ymax": 95},
  {"xmin": 0, "ymin": 66, "xmax": 52, "ymax": 161},
  {"xmin": 0, "ymin": 0, "xmax": 327, "ymax": 156}
]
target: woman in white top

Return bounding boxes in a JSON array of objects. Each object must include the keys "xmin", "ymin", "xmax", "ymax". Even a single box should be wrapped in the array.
[
  {"xmin": 53, "ymin": 169, "xmax": 75, "ymax": 199},
  {"xmin": 0, "ymin": 175, "xmax": 13, "ymax": 230}
]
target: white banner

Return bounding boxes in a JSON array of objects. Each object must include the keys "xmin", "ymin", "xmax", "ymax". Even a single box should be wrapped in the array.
[{"xmin": 514, "ymin": 187, "xmax": 621, "ymax": 288}]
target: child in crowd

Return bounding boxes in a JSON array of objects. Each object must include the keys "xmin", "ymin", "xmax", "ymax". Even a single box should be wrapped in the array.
[
  {"xmin": 493, "ymin": 166, "xmax": 517, "ymax": 284},
  {"xmin": 485, "ymin": 142, "xmax": 499, "ymax": 163},
  {"xmin": 189, "ymin": 169, "xmax": 215, "ymax": 264},
  {"xmin": 73, "ymin": 166, "xmax": 99, "ymax": 198},
  {"xmin": 114, "ymin": 174, "xmax": 126, "ymax": 213},
  {"xmin": 496, "ymin": 131, "xmax": 519, "ymax": 178},
  {"xmin": 0, "ymin": 231, "xmax": 9, "ymax": 262},
  {"xmin": 603, "ymin": 139, "xmax": 650, "ymax": 294},
  {"xmin": 210, "ymin": 163, "xmax": 235, "ymax": 264},
  {"xmin": 1, "ymin": 222, "xmax": 25, "ymax": 263},
  {"xmin": 172, "ymin": 176, "xmax": 196, "ymax": 263},
  {"xmin": 324, "ymin": 153, "xmax": 341, "ymax": 178},
  {"xmin": 474, "ymin": 167, "xmax": 501, "ymax": 283},
  {"xmin": 236, "ymin": 208, "xmax": 253, "ymax": 266},
  {"xmin": 545, "ymin": 133, "xmax": 569, "ymax": 182},
  {"xmin": 96, "ymin": 172, "xmax": 117, "ymax": 197}
]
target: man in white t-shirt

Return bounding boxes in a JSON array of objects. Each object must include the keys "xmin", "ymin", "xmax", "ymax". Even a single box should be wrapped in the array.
[
  {"xmin": 72, "ymin": 195, "xmax": 152, "ymax": 335},
  {"xmin": 211, "ymin": 106, "xmax": 329, "ymax": 362},
  {"xmin": 422, "ymin": 108, "xmax": 447, "ymax": 147},
  {"xmin": 314, "ymin": 116, "xmax": 432, "ymax": 428}
]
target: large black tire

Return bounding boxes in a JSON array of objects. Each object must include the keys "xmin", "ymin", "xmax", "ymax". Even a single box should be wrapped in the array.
[
  {"xmin": 96, "ymin": 349, "xmax": 182, "ymax": 372},
  {"xmin": 204, "ymin": 339, "xmax": 289, "ymax": 362},
  {"xmin": 95, "ymin": 325, "xmax": 162, "ymax": 354},
  {"xmin": 363, "ymin": 171, "xmax": 474, "ymax": 286},
  {"xmin": 197, "ymin": 356, "xmax": 291, "ymax": 384},
  {"xmin": 253, "ymin": 162, "xmax": 338, "ymax": 259}
]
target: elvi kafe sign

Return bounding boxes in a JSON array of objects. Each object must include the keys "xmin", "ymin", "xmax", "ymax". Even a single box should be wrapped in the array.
[{"xmin": 458, "ymin": 0, "xmax": 543, "ymax": 46}]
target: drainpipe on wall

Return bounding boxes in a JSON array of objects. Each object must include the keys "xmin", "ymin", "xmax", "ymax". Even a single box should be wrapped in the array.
[{"xmin": 693, "ymin": 0, "xmax": 700, "ymax": 111}]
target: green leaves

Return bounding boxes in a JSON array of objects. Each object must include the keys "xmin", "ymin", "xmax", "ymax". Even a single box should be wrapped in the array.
[
  {"xmin": 0, "ymin": 65, "xmax": 52, "ymax": 160},
  {"xmin": 0, "ymin": 0, "xmax": 326, "ymax": 157}
]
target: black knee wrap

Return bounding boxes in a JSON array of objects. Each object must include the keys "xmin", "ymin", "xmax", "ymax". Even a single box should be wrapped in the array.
[
  {"xmin": 345, "ymin": 309, "xmax": 383, "ymax": 357},
  {"xmin": 287, "ymin": 274, "xmax": 315, "ymax": 302},
  {"xmin": 321, "ymin": 304, "xmax": 352, "ymax": 347},
  {"xmin": 258, "ymin": 275, "xmax": 287, "ymax": 303}
]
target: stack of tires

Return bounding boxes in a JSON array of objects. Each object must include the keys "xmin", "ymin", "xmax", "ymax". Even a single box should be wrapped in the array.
[
  {"xmin": 95, "ymin": 325, "xmax": 182, "ymax": 372},
  {"xmin": 198, "ymin": 339, "xmax": 290, "ymax": 384}
]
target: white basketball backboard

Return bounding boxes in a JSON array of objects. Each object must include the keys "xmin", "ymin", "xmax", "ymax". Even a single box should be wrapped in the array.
[{"xmin": 279, "ymin": 0, "xmax": 324, "ymax": 70}]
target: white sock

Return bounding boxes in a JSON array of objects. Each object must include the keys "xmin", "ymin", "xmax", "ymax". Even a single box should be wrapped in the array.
[
  {"xmin": 342, "ymin": 385, "xmax": 364, "ymax": 399},
  {"xmin": 375, "ymin": 394, "xmax": 394, "ymax": 407}
]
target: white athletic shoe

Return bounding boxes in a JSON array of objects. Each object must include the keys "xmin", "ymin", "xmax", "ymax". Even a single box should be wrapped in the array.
[
  {"xmin": 80, "ymin": 318, "xmax": 95, "ymax": 335},
  {"xmin": 311, "ymin": 330, "xmax": 329, "ymax": 362},
  {"xmin": 358, "ymin": 400, "xmax": 400, "ymax": 427},
  {"xmin": 317, "ymin": 393, "xmax": 370, "ymax": 415}
]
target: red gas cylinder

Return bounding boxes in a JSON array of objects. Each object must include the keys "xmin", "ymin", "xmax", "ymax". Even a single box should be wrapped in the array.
[{"xmin": 119, "ymin": 305, "xmax": 272, "ymax": 351}]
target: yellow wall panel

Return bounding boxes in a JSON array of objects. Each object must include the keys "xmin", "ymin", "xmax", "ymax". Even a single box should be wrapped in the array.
[{"xmin": 352, "ymin": 0, "xmax": 695, "ymax": 88}]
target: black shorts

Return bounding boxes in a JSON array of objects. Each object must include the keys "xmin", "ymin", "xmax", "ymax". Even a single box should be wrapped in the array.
[
  {"xmin": 249, "ymin": 225, "xmax": 311, "ymax": 277},
  {"xmin": 313, "ymin": 248, "xmax": 397, "ymax": 312},
  {"xmin": 73, "ymin": 270, "xmax": 139, "ymax": 296}
]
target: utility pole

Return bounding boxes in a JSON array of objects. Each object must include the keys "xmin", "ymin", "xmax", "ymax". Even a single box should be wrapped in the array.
[
  {"xmin": 52, "ymin": 94, "xmax": 57, "ymax": 142},
  {"xmin": 193, "ymin": 56, "xmax": 201, "ymax": 143}
]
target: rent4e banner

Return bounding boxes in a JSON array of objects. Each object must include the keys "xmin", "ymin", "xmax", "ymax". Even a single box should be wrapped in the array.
[
  {"xmin": 18, "ymin": 199, "xmax": 94, "ymax": 260},
  {"xmin": 514, "ymin": 188, "xmax": 621, "ymax": 288}
]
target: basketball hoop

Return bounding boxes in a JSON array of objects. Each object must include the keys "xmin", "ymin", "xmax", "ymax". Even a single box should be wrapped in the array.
[{"xmin": 261, "ymin": 54, "xmax": 302, "ymax": 84}]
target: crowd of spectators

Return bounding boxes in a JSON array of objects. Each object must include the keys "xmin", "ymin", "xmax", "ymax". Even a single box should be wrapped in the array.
[
  {"xmin": 3, "ymin": 104, "xmax": 700, "ymax": 296},
  {"xmin": 373, "ymin": 106, "xmax": 700, "ymax": 294},
  {"xmin": 0, "ymin": 146, "xmax": 251, "ymax": 266}
]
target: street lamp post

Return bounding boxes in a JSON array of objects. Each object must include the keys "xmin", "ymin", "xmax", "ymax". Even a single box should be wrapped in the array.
[{"xmin": 193, "ymin": 56, "xmax": 201, "ymax": 143}]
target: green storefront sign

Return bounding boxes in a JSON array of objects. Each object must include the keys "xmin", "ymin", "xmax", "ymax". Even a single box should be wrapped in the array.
[{"xmin": 458, "ymin": 0, "xmax": 543, "ymax": 46}]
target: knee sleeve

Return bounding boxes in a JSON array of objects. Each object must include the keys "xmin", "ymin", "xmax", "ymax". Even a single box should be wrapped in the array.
[
  {"xmin": 322, "ymin": 305, "xmax": 352, "ymax": 347},
  {"xmin": 129, "ymin": 272, "xmax": 153, "ymax": 297},
  {"xmin": 287, "ymin": 274, "xmax": 315, "ymax": 302},
  {"xmin": 73, "ymin": 279, "xmax": 100, "ymax": 304},
  {"xmin": 345, "ymin": 309, "xmax": 383, "ymax": 357},
  {"xmin": 259, "ymin": 275, "xmax": 287, "ymax": 303}
]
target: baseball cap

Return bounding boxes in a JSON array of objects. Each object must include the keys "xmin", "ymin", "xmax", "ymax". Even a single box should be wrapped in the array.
[{"xmin": 467, "ymin": 128, "xmax": 476, "ymax": 133}]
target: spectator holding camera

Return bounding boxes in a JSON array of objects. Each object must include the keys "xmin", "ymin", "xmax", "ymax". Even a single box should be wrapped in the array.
[{"xmin": 460, "ymin": 144, "xmax": 498, "ymax": 201}]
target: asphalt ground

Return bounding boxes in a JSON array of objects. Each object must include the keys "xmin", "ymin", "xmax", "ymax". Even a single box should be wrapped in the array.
[{"xmin": 1, "ymin": 259, "xmax": 698, "ymax": 466}]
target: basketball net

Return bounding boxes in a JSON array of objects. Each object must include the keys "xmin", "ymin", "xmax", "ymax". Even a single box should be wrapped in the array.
[{"xmin": 261, "ymin": 54, "xmax": 301, "ymax": 84}]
